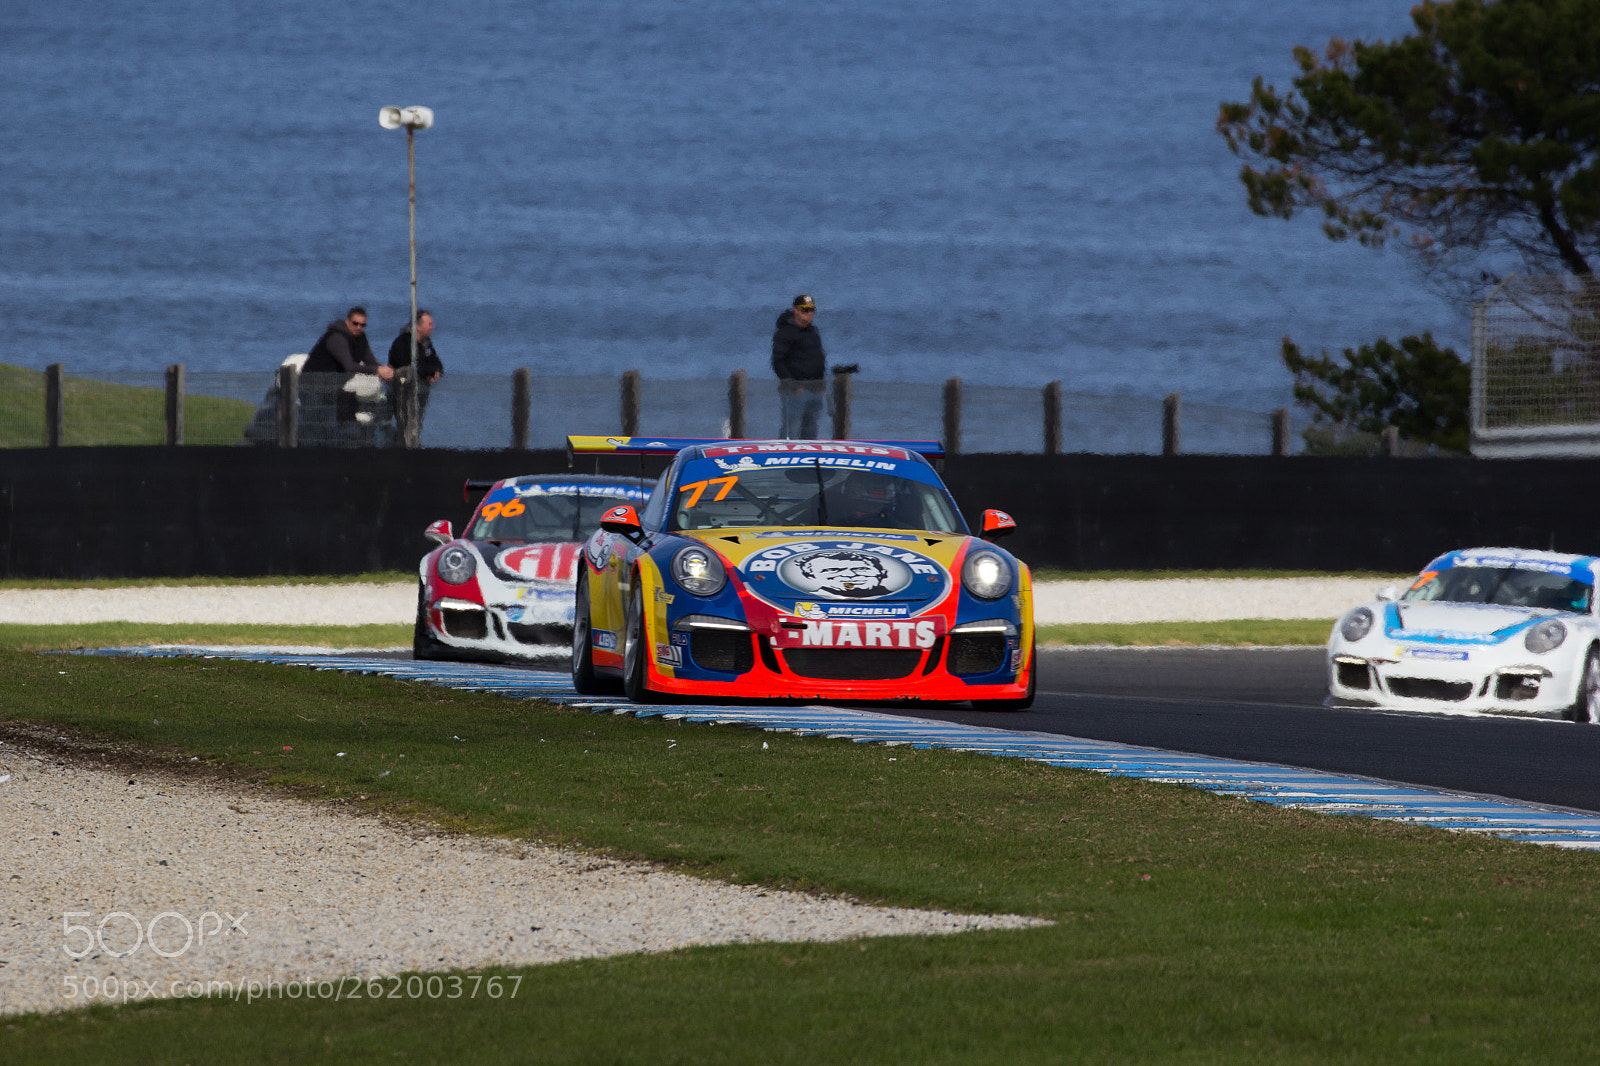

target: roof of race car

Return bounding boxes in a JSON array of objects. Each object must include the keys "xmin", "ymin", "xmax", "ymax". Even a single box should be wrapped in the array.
[{"xmin": 1423, "ymin": 547, "xmax": 1600, "ymax": 581}]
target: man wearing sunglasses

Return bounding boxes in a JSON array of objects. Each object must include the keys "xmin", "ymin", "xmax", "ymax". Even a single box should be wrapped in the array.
[
  {"xmin": 301, "ymin": 306, "xmax": 396, "ymax": 444},
  {"xmin": 304, "ymin": 307, "xmax": 394, "ymax": 380},
  {"xmin": 771, "ymin": 294, "xmax": 827, "ymax": 439}
]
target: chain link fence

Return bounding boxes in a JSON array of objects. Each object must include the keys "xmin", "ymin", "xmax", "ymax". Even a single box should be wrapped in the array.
[
  {"xmin": 1, "ymin": 361, "xmax": 1304, "ymax": 455},
  {"xmin": 1472, "ymin": 274, "xmax": 1600, "ymax": 456}
]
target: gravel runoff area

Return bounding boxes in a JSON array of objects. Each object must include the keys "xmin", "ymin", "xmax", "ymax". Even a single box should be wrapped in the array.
[
  {"xmin": 0, "ymin": 577, "xmax": 1402, "ymax": 627},
  {"xmin": 0, "ymin": 734, "xmax": 1042, "ymax": 1017}
]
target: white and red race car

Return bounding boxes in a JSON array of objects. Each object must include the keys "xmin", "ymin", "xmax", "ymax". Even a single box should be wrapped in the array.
[{"xmin": 414, "ymin": 474, "xmax": 650, "ymax": 662}]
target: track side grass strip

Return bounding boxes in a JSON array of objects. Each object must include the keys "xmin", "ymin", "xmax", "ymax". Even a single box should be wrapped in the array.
[
  {"xmin": 3, "ymin": 649, "xmax": 1600, "ymax": 1063},
  {"xmin": 0, "ymin": 623, "xmax": 411, "ymax": 652},
  {"xmin": 1036, "ymin": 619, "xmax": 1332, "ymax": 646},
  {"xmin": 0, "ymin": 572, "xmax": 415, "ymax": 590},
  {"xmin": 0, "ymin": 620, "xmax": 1326, "ymax": 652}
]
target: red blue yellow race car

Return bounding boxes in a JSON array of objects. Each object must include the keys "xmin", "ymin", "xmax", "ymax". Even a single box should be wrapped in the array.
[
  {"xmin": 568, "ymin": 436, "xmax": 1035, "ymax": 709},
  {"xmin": 415, "ymin": 474, "xmax": 650, "ymax": 663}
]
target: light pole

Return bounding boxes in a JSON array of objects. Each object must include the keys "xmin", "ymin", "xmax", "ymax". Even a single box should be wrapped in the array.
[{"xmin": 379, "ymin": 104, "xmax": 434, "ymax": 448}]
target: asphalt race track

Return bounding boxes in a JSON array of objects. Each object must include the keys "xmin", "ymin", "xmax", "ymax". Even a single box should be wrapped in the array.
[{"xmin": 890, "ymin": 647, "xmax": 1600, "ymax": 815}]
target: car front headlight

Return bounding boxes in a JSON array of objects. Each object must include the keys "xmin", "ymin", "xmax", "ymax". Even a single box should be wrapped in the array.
[
  {"xmin": 1525, "ymin": 618, "xmax": 1568, "ymax": 654},
  {"xmin": 436, "ymin": 545, "xmax": 477, "ymax": 585},
  {"xmin": 1339, "ymin": 607, "xmax": 1374, "ymax": 642},
  {"xmin": 671, "ymin": 545, "xmax": 727, "ymax": 596},
  {"xmin": 962, "ymin": 549, "xmax": 1011, "ymax": 600}
]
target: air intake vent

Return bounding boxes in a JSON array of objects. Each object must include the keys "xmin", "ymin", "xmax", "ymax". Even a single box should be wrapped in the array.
[
  {"xmin": 1386, "ymin": 676, "xmax": 1473, "ymax": 701},
  {"xmin": 782, "ymin": 649, "xmax": 921, "ymax": 680}
]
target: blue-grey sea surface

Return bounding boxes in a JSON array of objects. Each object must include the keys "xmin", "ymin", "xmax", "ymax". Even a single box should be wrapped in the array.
[{"xmin": 1, "ymin": 0, "xmax": 1454, "ymax": 414}]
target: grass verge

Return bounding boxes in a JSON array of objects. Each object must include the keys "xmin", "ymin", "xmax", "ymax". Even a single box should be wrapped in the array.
[
  {"xmin": 2, "ymin": 649, "xmax": 1599, "ymax": 1063},
  {"xmin": 0, "ymin": 622, "xmax": 411, "ymax": 652},
  {"xmin": 0, "ymin": 621, "xmax": 1330, "ymax": 651},
  {"xmin": 1036, "ymin": 619, "xmax": 1331, "ymax": 647},
  {"xmin": 0, "ymin": 363, "xmax": 256, "ymax": 447},
  {"xmin": 0, "ymin": 572, "xmax": 414, "ymax": 590},
  {"xmin": 1030, "ymin": 568, "xmax": 1400, "ymax": 582}
]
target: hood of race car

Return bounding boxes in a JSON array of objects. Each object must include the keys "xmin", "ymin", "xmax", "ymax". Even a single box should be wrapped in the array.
[
  {"xmin": 1385, "ymin": 601, "xmax": 1548, "ymax": 643},
  {"xmin": 686, "ymin": 527, "xmax": 969, "ymax": 617}
]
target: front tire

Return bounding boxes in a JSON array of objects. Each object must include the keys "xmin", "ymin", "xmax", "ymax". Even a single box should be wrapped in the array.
[
  {"xmin": 623, "ymin": 582, "xmax": 663, "ymax": 703},
  {"xmin": 571, "ymin": 569, "xmax": 619, "ymax": 695},
  {"xmin": 971, "ymin": 641, "xmax": 1037, "ymax": 711},
  {"xmin": 412, "ymin": 584, "xmax": 449, "ymax": 662},
  {"xmin": 1567, "ymin": 647, "xmax": 1600, "ymax": 723}
]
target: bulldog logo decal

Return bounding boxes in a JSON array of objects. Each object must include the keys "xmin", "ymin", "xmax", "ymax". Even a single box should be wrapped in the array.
[{"xmin": 744, "ymin": 541, "xmax": 944, "ymax": 601}]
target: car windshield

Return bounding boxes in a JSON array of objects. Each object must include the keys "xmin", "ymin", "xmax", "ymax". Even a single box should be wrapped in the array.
[
  {"xmin": 1403, "ymin": 566, "xmax": 1594, "ymax": 613},
  {"xmin": 669, "ymin": 466, "xmax": 964, "ymax": 533},
  {"xmin": 470, "ymin": 490, "xmax": 641, "ymax": 542}
]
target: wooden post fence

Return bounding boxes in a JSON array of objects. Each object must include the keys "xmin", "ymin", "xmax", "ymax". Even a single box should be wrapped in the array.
[
  {"xmin": 942, "ymin": 377, "xmax": 962, "ymax": 456},
  {"xmin": 511, "ymin": 368, "xmax": 532, "ymax": 449},
  {"xmin": 164, "ymin": 364, "xmax": 185, "ymax": 446}
]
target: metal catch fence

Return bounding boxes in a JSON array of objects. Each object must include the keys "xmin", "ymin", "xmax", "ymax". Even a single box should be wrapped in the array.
[
  {"xmin": 1472, "ymin": 274, "xmax": 1600, "ymax": 457},
  {"xmin": 1, "ymin": 362, "xmax": 1305, "ymax": 455}
]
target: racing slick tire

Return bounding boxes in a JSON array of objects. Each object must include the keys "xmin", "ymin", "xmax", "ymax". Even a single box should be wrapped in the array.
[
  {"xmin": 572, "ymin": 569, "xmax": 621, "ymax": 695},
  {"xmin": 970, "ymin": 641, "xmax": 1037, "ymax": 712},
  {"xmin": 1567, "ymin": 647, "xmax": 1600, "ymax": 724},
  {"xmin": 413, "ymin": 584, "xmax": 449, "ymax": 662},
  {"xmin": 622, "ymin": 582, "xmax": 665, "ymax": 704}
]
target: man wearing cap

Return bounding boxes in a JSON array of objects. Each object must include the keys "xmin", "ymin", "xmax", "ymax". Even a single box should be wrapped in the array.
[{"xmin": 771, "ymin": 294, "xmax": 827, "ymax": 439}]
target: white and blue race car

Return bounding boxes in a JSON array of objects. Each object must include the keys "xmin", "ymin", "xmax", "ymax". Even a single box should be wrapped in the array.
[{"xmin": 1328, "ymin": 547, "xmax": 1600, "ymax": 722}]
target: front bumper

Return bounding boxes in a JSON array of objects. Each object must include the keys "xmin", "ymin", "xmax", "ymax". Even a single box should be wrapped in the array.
[
  {"xmin": 1327, "ymin": 651, "xmax": 1577, "ymax": 716},
  {"xmin": 428, "ymin": 598, "xmax": 572, "ymax": 659},
  {"xmin": 634, "ymin": 622, "xmax": 1032, "ymax": 702}
]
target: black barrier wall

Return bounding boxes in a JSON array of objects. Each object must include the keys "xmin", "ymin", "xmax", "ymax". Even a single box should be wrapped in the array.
[{"xmin": 2, "ymin": 447, "xmax": 1598, "ymax": 578}]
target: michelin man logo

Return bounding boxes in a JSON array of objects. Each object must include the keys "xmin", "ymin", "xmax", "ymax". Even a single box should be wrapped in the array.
[{"xmin": 713, "ymin": 455, "xmax": 763, "ymax": 473}]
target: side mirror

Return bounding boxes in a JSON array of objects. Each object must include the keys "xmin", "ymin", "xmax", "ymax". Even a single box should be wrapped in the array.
[
  {"xmin": 425, "ymin": 519, "xmax": 454, "ymax": 545},
  {"xmin": 601, "ymin": 504, "xmax": 643, "ymax": 541},
  {"xmin": 980, "ymin": 509, "xmax": 1017, "ymax": 540},
  {"xmin": 1376, "ymin": 585, "xmax": 1398, "ymax": 602}
]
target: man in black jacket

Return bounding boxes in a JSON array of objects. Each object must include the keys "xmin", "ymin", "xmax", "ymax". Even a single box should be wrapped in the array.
[
  {"xmin": 771, "ymin": 294, "xmax": 826, "ymax": 438},
  {"xmin": 387, "ymin": 309, "xmax": 445, "ymax": 440},
  {"xmin": 304, "ymin": 307, "xmax": 394, "ymax": 379},
  {"xmin": 301, "ymin": 307, "xmax": 394, "ymax": 444}
]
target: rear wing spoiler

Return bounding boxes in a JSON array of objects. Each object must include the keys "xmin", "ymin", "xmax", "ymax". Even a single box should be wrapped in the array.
[
  {"xmin": 566, "ymin": 435, "xmax": 946, "ymax": 460},
  {"xmin": 462, "ymin": 478, "xmax": 498, "ymax": 503}
]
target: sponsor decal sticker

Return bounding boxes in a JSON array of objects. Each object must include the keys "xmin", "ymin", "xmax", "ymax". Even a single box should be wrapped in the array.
[
  {"xmin": 1406, "ymin": 648, "xmax": 1470, "ymax": 661},
  {"xmin": 754, "ymin": 530, "xmax": 918, "ymax": 541},
  {"xmin": 510, "ymin": 483, "xmax": 648, "ymax": 500},
  {"xmin": 703, "ymin": 442, "xmax": 912, "ymax": 460},
  {"xmin": 592, "ymin": 630, "xmax": 618, "ymax": 650},
  {"xmin": 1449, "ymin": 553, "xmax": 1581, "ymax": 577},
  {"xmin": 794, "ymin": 600, "xmax": 912, "ymax": 619},
  {"xmin": 743, "ymin": 541, "xmax": 944, "ymax": 600},
  {"xmin": 1010, "ymin": 647, "xmax": 1022, "ymax": 669},
  {"xmin": 773, "ymin": 616, "xmax": 945, "ymax": 649},
  {"xmin": 709, "ymin": 454, "xmax": 900, "ymax": 472},
  {"xmin": 498, "ymin": 543, "xmax": 581, "ymax": 583},
  {"xmin": 655, "ymin": 643, "xmax": 682, "ymax": 667}
]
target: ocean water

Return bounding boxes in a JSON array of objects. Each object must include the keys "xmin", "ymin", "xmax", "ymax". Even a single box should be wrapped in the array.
[{"xmin": 1, "ymin": 0, "xmax": 1454, "ymax": 415}]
